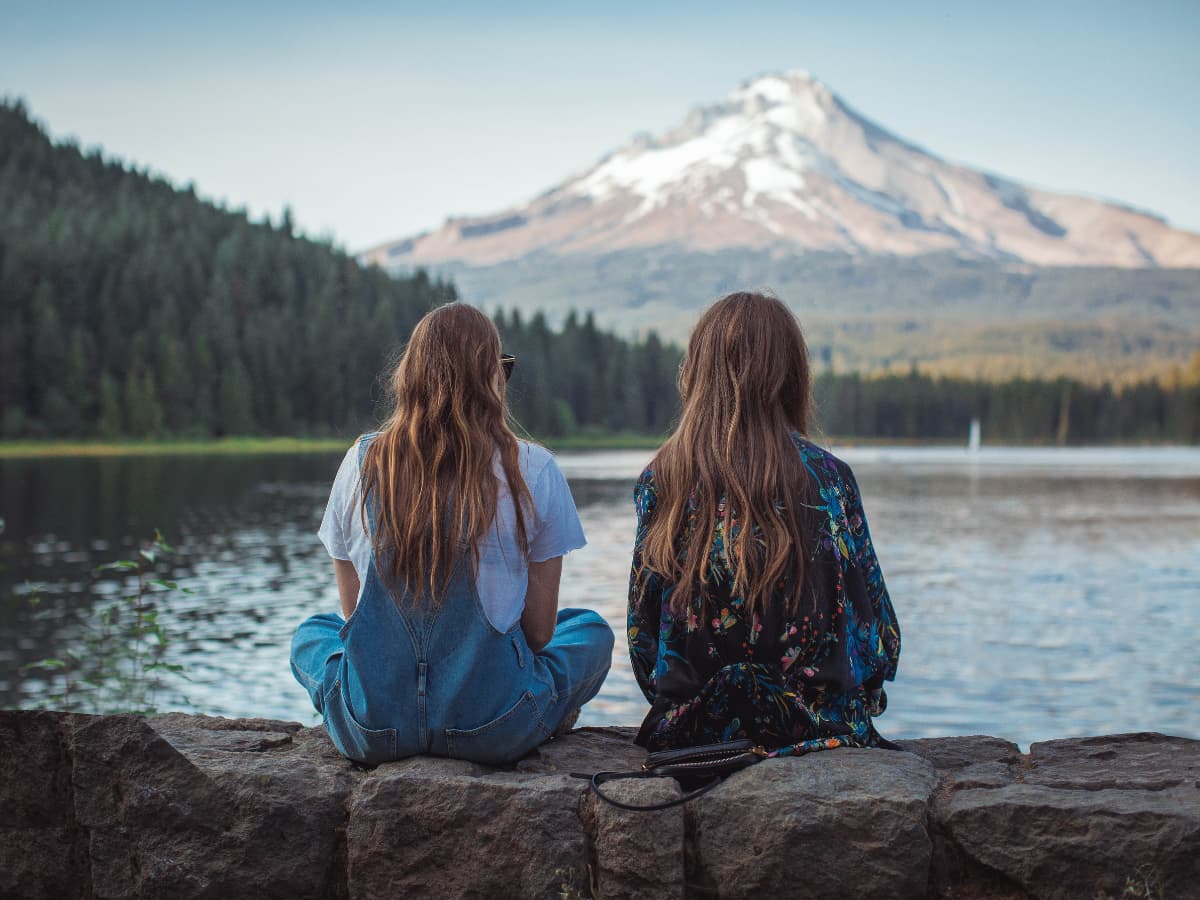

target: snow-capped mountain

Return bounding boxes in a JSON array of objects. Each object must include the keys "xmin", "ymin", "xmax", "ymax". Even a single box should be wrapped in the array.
[{"xmin": 363, "ymin": 71, "xmax": 1200, "ymax": 270}]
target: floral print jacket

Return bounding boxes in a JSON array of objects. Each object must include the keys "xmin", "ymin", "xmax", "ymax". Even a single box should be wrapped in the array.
[{"xmin": 627, "ymin": 436, "xmax": 901, "ymax": 755}]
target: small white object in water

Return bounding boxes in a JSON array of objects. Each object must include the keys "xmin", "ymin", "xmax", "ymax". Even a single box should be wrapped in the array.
[{"xmin": 968, "ymin": 418, "xmax": 982, "ymax": 452}]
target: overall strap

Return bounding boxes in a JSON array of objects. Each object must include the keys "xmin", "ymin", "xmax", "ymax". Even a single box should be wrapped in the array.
[{"xmin": 357, "ymin": 432, "xmax": 381, "ymax": 538}]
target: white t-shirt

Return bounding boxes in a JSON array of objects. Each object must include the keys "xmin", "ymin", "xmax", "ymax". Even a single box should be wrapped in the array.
[{"xmin": 317, "ymin": 438, "xmax": 587, "ymax": 632}]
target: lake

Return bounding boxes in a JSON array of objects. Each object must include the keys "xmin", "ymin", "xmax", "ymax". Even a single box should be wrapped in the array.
[{"xmin": 2, "ymin": 445, "xmax": 1198, "ymax": 749}]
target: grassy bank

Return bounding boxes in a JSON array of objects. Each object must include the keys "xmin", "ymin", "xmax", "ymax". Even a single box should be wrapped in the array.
[
  {"xmin": 2, "ymin": 433, "xmax": 1181, "ymax": 459},
  {"xmin": 539, "ymin": 432, "xmax": 666, "ymax": 451},
  {"xmin": 0, "ymin": 433, "xmax": 669, "ymax": 458}
]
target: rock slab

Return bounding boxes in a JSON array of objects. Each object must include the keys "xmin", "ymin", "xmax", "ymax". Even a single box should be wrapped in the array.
[
  {"xmin": 944, "ymin": 733, "xmax": 1200, "ymax": 899},
  {"xmin": 1, "ymin": 711, "xmax": 1196, "ymax": 899}
]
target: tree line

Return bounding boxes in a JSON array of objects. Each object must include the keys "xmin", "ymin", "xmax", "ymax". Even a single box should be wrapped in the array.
[
  {"xmin": 1, "ymin": 99, "xmax": 448, "ymax": 438},
  {"xmin": 2, "ymin": 98, "xmax": 1196, "ymax": 445},
  {"xmin": 0, "ymin": 100, "xmax": 680, "ymax": 441},
  {"xmin": 812, "ymin": 366, "xmax": 1200, "ymax": 445},
  {"xmin": 494, "ymin": 308, "xmax": 679, "ymax": 438}
]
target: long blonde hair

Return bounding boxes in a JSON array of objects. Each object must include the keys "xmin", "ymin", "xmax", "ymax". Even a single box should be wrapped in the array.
[
  {"xmin": 638, "ymin": 292, "xmax": 814, "ymax": 615},
  {"xmin": 361, "ymin": 302, "xmax": 530, "ymax": 603}
]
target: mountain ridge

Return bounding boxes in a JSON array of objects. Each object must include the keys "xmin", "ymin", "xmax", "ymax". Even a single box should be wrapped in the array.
[
  {"xmin": 363, "ymin": 70, "xmax": 1200, "ymax": 270},
  {"xmin": 355, "ymin": 71, "xmax": 1200, "ymax": 380}
]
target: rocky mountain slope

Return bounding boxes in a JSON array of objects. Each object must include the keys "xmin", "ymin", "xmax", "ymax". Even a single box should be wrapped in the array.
[
  {"xmin": 360, "ymin": 72, "xmax": 1200, "ymax": 379},
  {"xmin": 364, "ymin": 71, "xmax": 1200, "ymax": 270}
]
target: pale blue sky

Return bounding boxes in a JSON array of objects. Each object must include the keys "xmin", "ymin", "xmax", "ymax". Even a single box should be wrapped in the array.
[{"xmin": 2, "ymin": 1, "xmax": 1197, "ymax": 250}]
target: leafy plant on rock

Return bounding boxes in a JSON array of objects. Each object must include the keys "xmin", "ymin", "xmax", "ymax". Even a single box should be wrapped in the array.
[{"xmin": 22, "ymin": 529, "xmax": 191, "ymax": 714}]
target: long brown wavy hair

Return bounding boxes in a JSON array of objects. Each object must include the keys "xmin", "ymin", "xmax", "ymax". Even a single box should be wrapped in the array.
[
  {"xmin": 639, "ymin": 291, "xmax": 815, "ymax": 616},
  {"xmin": 360, "ymin": 302, "xmax": 531, "ymax": 604}
]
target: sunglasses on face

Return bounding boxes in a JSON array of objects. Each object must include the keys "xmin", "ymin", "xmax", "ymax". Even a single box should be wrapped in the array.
[{"xmin": 501, "ymin": 354, "xmax": 516, "ymax": 382}]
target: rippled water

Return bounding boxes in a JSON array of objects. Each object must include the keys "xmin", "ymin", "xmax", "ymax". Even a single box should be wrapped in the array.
[{"xmin": 2, "ymin": 446, "xmax": 1198, "ymax": 748}]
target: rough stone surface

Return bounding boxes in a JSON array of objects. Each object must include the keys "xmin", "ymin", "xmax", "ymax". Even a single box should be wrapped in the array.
[
  {"xmin": 346, "ymin": 762, "xmax": 588, "ymax": 898},
  {"xmin": 0, "ymin": 710, "xmax": 85, "ymax": 899},
  {"xmin": 898, "ymin": 734, "xmax": 1022, "ymax": 773},
  {"xmin": 692, "ymin": 749, "xmax": 939, "ymax": 899},
  {"xmin": 588, "ymin": 777, "xmax": 684, "ymax": 899},
  {"xmin": 944, "ymin": 733, "xmax": 1200, "ymax": 900},
  {"xmin": 1, "ymin": 711, "xmax": 1196, "ymax": 900},
  {"xmin": 69, "ymin": 713, "xmax": 353, "ymax": 899}
]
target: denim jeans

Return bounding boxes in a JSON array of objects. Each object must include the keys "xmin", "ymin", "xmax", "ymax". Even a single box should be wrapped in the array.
[{"xmin": 291, "ymin": 561, "xmax": 613, "ymax": 766}]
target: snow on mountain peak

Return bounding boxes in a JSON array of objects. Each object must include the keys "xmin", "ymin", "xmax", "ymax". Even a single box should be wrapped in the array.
[
  {"xmin": 731, "ymin": 71, "xmax": 832, "ymax": 126},
  {"xmin": 731, "ymin": 70, "xmax": 825, "ymax": 103},
  {"xmin": 569, "ymin": 70, "xmax": 839, "ymax": 217},
  {"xmin": 363, "ymin": 70, "xmax": 1200, "ymax": 271},
  {"xmin": 574, "ymin": 113, "xmax": 775, "ymax": 211},
  {"xmin": 732, "ymin": 73, "xmax": 797, "ymax": 105}
]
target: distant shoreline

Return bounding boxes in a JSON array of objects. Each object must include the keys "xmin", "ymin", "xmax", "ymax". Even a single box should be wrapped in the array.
[
  {"xmin": 0, "ymin": 437, "xmax": 350, "ymax": 458},
  {"xmin": 0, "ymin": 434, "xmax": 1191, "ymax": 459},
  {"xmin": 0, "ymin": 434, "xmax": 668, "ymax": 458}
]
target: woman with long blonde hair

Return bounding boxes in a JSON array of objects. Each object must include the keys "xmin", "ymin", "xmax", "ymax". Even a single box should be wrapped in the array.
[
  {"xmin": 628, "ymin": 292, "xmax": 900, "ymax": 755},
  {"xmin": 292, "ymin": 302, "xmax": 613, "ymax": 765}
]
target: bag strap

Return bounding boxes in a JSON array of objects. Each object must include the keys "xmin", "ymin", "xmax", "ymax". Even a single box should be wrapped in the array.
[
  {"xmin": 573, "ymin": 731, "xmax": 901, "ymax": 812},
  {"xmin": 570, "ymin": 770, "xmax": 727, "ymax": 812}
]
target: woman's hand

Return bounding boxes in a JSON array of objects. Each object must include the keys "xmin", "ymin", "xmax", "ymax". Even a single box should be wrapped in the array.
[{"xmin": 521, "ymin": 556, "xmax": 562, "ymax": 653}]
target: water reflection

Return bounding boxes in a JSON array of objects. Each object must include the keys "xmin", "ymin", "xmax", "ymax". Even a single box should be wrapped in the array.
[{"xmin": 2, "ymin": 447, "xmax": 1198, "ymax": 748}]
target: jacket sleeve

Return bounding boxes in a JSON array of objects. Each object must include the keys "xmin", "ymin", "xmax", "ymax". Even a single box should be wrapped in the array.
[
  {"xmin": 627, "ymin": 467, "xmax": 662, "ymax": 704},
  {"xmin": 841, "ymin": 464, "xmax": 901, "ymax": 713}
]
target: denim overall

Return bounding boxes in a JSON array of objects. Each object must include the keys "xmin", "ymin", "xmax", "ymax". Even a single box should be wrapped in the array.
[{"xmin": 290, "ymin": 440, "xmax": 613, "ymax": 766}]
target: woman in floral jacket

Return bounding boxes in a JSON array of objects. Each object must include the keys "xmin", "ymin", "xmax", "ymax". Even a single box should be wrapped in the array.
[{"xmin": 628, "ymin": 292, "xmax": 901, "ymax": 756}]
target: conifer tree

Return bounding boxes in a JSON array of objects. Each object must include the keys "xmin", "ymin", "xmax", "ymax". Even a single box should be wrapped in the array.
[
  {"xmin": 2, "ymin": 98, "xmax": 1196, "ymax": 446},
  {"xmin": 218, "ymin": 359, "xmax": 255, "ymax": 437},
  {"xmin": 124, "ymin": 369, "xmax": 163, "ymax": 438},
  {"xmin": 97, "ymin": 372, "xmax": 122, "ymax": 438}
]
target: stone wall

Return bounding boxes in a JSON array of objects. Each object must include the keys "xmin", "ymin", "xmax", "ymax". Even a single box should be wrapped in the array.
[{"xmin": 1, "ymin": 710, "xmax": 1196, "ymax": 899}]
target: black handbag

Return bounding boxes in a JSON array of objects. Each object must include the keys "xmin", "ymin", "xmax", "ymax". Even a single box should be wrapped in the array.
[{"xmin": 573, "ymin": 739, "xmax": 769, "ymax": 812}]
